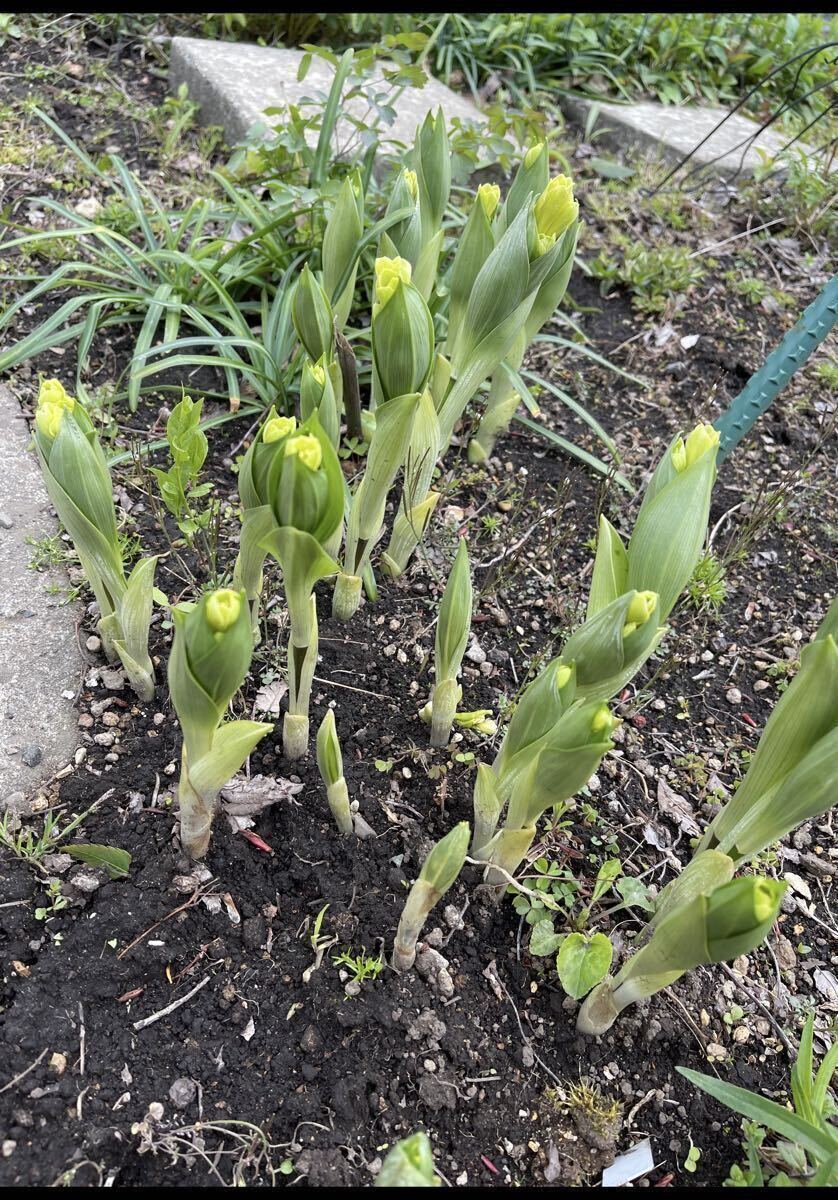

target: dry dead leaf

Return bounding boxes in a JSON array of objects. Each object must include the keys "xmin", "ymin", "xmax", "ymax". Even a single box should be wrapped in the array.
[
  {"xmin": 254, "ymin": 678, "xmax": 288, "ymax": 715},
  {"xmin": 220, "ymin": 774, "xmax": 303, "ymax": 831},
  {"xmin": 656, "ymin": 778, "xmax": 701, "ymax": 837}
]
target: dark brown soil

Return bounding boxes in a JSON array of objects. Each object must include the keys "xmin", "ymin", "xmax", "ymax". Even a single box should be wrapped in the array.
[{"xmin": 1, "ymin": 17, "xmax": 836, "ymax": 1192}]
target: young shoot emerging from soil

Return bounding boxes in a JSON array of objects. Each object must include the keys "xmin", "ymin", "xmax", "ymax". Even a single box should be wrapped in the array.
[
  {"xmin": 169, "ymin": 588, "xmax": 272, "ymax": 858},
  {"xmin": 392, "ymin": 822, "xmax": 469, "ymax": 972}
]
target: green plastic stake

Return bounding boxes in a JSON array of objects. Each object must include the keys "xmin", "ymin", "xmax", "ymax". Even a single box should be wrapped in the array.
[{"xmin": 713, "ymin": 274, "xmax": 837, "ymax": 462}]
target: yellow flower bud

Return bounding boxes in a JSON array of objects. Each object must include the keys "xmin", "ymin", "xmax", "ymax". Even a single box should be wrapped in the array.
[
  {"xmin": 684, "ymin": 422, "xmax": 720, "ymax": 468},
  {"xmin": 625, "ymin": 590, "xmax": 657, "ymax": 627},
  {"xmin": 35, "ymin": 403, "xmax": 66, "ymax": 440},
  {"xmin": 590, "ymin": 705, "xmax": 617, "ymax": 735},
  {"xmin": 284, "ymin": 433, "xmax": 322, "ymax": 471},
  {"xmin": 534, "ymin": 174, "xmax": 578, "ymax": 251},
  {"xmin": 403, "ymin": 169, "xmax": 418, "ymax": 199},
  {"xmin": 477, "ymin": 183, "xmax": 500, "ymax": 221},
  {"xmin": 671, "ymin": 436, "xmax": 687, "ymax": 473},
  {"xmin": 38, "ymin": 378, "xmax": 75, "ymax": 410},
  {"xmin": 373, "ymin": 255, "xmax": 412, "ymax": 316},
  {"xmin": 524, "ymin": 143, "xmax": 546, "ymax": 169},
  {"xmin": 310, "ymin": 363, "xmax": 326, "ymax": 388},
  {"xmin": 263, "ymin": 415, "xmax": 296, "ymax": 444},
  {"xmin": 205, "ymin": 588, "xmax": 241, "ymax": 633},
  {"xmin": 554, "ymin": 664, "xmax": 573, "ymax": 690}
]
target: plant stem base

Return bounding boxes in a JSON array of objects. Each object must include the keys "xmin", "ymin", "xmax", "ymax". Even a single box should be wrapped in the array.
[
  {"xmin": 283, "ymin": 713, "xmax": 309, "ymax": 760},
  {"xmin": 332, "ymin": 572, "xmax": 362, "ymax": 621}
]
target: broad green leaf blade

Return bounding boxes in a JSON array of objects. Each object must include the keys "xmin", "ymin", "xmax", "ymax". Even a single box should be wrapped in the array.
[
  {"xmin": 557, "ymin": 931, "xmax": 613, "ymax": 999},
  {"xmin": 676, "ymin": 1068, "xmax": 838, "ymax": 1164},
  {"xmin": 587, "ymin": 515, "xmax": 629, "ymax": 617},
  {"xmin": 512, "ymin": 414, "xmax": 634, "ymax": 493},
  {"xmin": 529, "ymin": 919, "xmax": 564, "ymax": 957},
  {"xmin": 64, "ymin": 844, "xmax": 132, "ymax": 879},
  {"xmin": 188, "ymin": 721, "xmax": 274, "ymax": 799}
]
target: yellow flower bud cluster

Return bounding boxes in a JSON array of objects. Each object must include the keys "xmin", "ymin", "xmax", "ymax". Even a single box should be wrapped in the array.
[
  {"xmin": 205, "ymin": 588, "xmax": 242, "ymax": 633},
  {"xmin": 35, "ymin": 378, "xmax": 75, "ymax": 439},
  {"xmin": 373, "ymin": 256, "xmax": 412, "ymax": 317},
  {"xmin": 534, "ymin": 175, "xmax": 579, "ymax": 255},
  {"xmin": 403, "ymin": 169, "xmax": 418, "ymax": 199},
  {"xmin": 309, "ymin": 363, "xmax": 326, "ymax": 388},
  {"xmin": 671, "ymin": 423, "xmax": 720, "ymax": 472},
  {"xmin": 284, "ymin": 433, "xmax": 322, "ymax": 471},
  {"xmin": 590, "ymin": 704, "xmax": 616, "ymax": 735},
  {"xmin": 477, "ymin": 183, "xmax": 500, "ymax": 221},
  {"xmin": 262, "ymin": 415, "xmax": 296, "ymax": 444},
  {"xmin": 622, "ymin": 589, "xmax": 657, "ymax": 637}
]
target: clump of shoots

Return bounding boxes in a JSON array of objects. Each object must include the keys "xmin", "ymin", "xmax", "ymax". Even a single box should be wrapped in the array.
[
  {"xmin": 169, "ymin": 588, "xmax": 273, "ymax": 859},
  {"xmin": 32, "ymin": 378, "xmax": 159, "ymax": 700},
  {"xmin": 332, "ymin": 946, "xmax": 384, "ymax": 986},
  {"xmin": 392, "ymin": 822, "xmax": 469, "ymax": 972},
  {"xmin": 545, "ymin": 1079, "xmax": 623, "ymax": 1138},
  {"xmin": 686, "ymin": 550, "xmax": 728, "ymax": 614},
  {"xmin": 316, "ymin": 708, "xmax": 352, "ymax": 835}
]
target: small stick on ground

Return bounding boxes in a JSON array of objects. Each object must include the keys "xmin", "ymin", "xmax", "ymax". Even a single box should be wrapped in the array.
[
  {"xmin": 77, "ymin": 1001, "xmax": 86, "ymax": 1075},
  {"xmin": 132, "ymin": 975, "xmax": 212, "ymax": 1031},
  {"xmin": 0, "ymin": 1047, "xmax": 49, "ymax": 1095},
  {"xmin": 118, "ymin": 886, "xmax": 211, "ymax": 960}
]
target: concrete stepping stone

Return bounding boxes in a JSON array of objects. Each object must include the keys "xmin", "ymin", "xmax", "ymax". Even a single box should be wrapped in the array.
[
  {"xmin": 0, "ymin": 386, "xmax": 80, "ymax": 800},
  {"xmin": 169, "ymin": 36, "xmax": 485, "ymax": 150},
  {"xmin": 561, "ymin": 97, "xmax": 813, "ymax": 178}
]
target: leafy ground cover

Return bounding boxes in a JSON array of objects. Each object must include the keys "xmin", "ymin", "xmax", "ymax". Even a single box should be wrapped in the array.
[{"xmin": 0, "ymin": 18, "xmax": 835, "ymax": 1190}]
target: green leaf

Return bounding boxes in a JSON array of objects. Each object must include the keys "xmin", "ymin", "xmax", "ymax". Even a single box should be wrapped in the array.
[
  {"xmin": 557, "ymin": 931, "xmax": 613, "ymax": 999},
  {"xmin": 436, "ymin": 538, "xmax": 472, "ymax": 682},
  {"xmin": 512, "ymin": 413, "xmax": 634, "ymax": 493},
  {"xmin": 591, "ymin": 858, "xmax": 622, "ymax": 906},
  {"xmin": 587, "ymin": 515, "xmax": 629, "ymax": 618},
  {"xmin": 676, "ymin": 1068, "xmax": 838, "ymax": 1165},
  {"xmin": 529, "ymin": 918, "xmax": 564, "ymax": 957},
  {"xmin": 188, "ymin": 720, "xmax": 274, "ymax": 799},
  {"xmin": 64, "ymin": 844, "xmax": 132, "ymax": 880},
  {"xmin": 616, "ymin": 875, "xmax": 656, "ymax": 912},
  {"xmin": 589, "ymin": 156, "xmax": 635, "ymax": 180}
]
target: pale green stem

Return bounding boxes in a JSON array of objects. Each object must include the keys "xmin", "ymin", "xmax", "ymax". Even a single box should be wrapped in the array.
[
  {"xmin": 482, "ymin": 825, "xmax": 536, "ymax": 897},
  {"xmin": 96, "ymin": 614, "xmax": 121, "ymax": 663},
  {"xmin": 471, "ymin": 809, "xmax": 500, "ymax": 858},
  {"xmin": 576, "ymin": 968, "xmax": 684, "ymax": 1036},
  {"xmin": 392, "ymin": 879, "xmax": 438, "ymax": 973},
  {"xmin": 233, "ymin": 515, "xmax": 273, "ymax": 645},
  {"xmin": 283, "ymin": 595, "xmax": 319, "ymax": 760},
  {"xmin": 327, "ymin": 777, "xmax": 353, "ymax": 836},
  {"xmin": 430, "ymin": 677, "xmax": 459, "ymax": 748},
  {"xmin": 177, "ymin": 745, "xmax": 216, "ymax": 860},
  {"xmin": 332, "ymin": 571, "xmax": 362, "ymax": 621},
  {"xmin": 467, "ymin": 368, "xmax": 520, "ymax": 463},
  {"xmin": 116, "ymin": 649, "xmax": 155, "ymax": 703},
  {"xmin": 381, "ymin": 493, "xmax": 440, "ymax": 579}
]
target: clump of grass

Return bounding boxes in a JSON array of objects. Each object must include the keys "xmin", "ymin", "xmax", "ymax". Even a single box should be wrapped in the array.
[
  {"xmin": 545, "ymin": 1079, "xmax": 623, "ymax": 1137},
  {"xmin": 686, "ymin": 551, "xmax": 728, "ymax": 614},
  {"xmin": 589, "ymin": 239, "xmax": 705, "ymax": 313}
]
